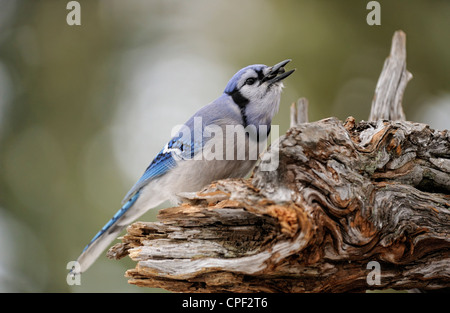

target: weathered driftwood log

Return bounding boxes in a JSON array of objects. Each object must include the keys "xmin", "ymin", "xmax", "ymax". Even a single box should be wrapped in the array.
[{"xmin": 107, "ymin": 31, "xmax": 450, "ymax": 292}]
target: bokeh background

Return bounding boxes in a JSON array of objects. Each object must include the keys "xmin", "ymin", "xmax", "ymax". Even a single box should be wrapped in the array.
[{"xmin": 0, "ymin": 0, "xmax": 449, "ymax": 292}]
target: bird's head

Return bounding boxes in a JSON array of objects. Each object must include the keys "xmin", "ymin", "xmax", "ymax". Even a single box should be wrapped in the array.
[{"xmin": 224, "ymin": 59, "xmax": 295, "ymax": 127}]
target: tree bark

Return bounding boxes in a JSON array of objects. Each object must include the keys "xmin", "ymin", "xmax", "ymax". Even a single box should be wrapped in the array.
[{"xmin": 107, "ymin": 31, "xmax": 450, "ymax": 292}]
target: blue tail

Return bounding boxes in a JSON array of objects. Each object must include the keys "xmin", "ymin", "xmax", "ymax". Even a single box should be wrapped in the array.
[
  {"xmin": 74, "ymin": 190, "xmax": 141, "ymax": 273},
  {"xmin": 82, "ymin": 191, "xmax": 140, "ymax": 253}
]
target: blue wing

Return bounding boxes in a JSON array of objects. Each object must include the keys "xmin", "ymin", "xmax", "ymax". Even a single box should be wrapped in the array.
[{"xmin": 121, "ymin": 133, "xmax": 201, "ymax": 204}]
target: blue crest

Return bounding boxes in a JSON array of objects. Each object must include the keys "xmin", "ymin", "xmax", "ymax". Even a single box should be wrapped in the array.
[{"xmin": 224, "ymin": 64, "xmax": 266, "ymax": 94}]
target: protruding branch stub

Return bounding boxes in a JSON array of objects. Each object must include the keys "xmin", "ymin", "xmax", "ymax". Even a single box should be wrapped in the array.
[
  {"xmin": 290, "ymin": 97, "xmax": 309, "ymax": 127},
  {"xmin": 369, "ymin": 30, "xmax": 413, "ymax": 122}
]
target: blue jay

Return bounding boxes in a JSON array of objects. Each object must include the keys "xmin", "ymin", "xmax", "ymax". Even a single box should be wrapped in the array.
[{"xmin": 73, "ymin": 59, "xmax": 295, "ymax": 274}]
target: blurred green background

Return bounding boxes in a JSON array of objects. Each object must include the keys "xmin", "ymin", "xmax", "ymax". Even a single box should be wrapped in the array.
[{"xmin": 0, "ymin": 0, "xmax": 448, "ymax": 292}]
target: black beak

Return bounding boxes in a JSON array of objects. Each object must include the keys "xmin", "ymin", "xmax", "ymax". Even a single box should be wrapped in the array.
[{"xmin": 262, "ymin": 59, "xmax": 295, "ymax": 85}]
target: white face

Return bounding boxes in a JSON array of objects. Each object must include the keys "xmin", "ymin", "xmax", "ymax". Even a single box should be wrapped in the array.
[
  {"xmin": 236, "ymin": 67, "xmax": 284, "ymax": 102},
  {"xmin": 236, "ymin": 67, "xmax": 284, "ymax": 127}
]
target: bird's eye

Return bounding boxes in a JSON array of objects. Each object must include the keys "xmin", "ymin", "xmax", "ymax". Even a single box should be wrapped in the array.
[{"xmin": 245, "ymin": 77, "xmax": 256, "ymax": 85}]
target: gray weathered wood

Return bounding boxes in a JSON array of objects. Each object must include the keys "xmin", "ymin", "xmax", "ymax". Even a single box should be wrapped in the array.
[
  {"xmin": 369, "ymin": 30, "xmax": 412, "ymax": 121},
  {"xmin": 291, "ymin": 97, "xmax": 309, "ymax": 127}
]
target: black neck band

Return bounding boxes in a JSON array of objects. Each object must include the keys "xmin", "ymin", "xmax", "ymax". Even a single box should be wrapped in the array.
[{"xmin": 228, "ymin": 90, "xmax": 249, "ymax": 127}]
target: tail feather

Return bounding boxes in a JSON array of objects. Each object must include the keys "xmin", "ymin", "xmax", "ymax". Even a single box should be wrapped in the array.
[{"xmin": 74, "ymin": 191, "xmax": 141, "ymax": 274}]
